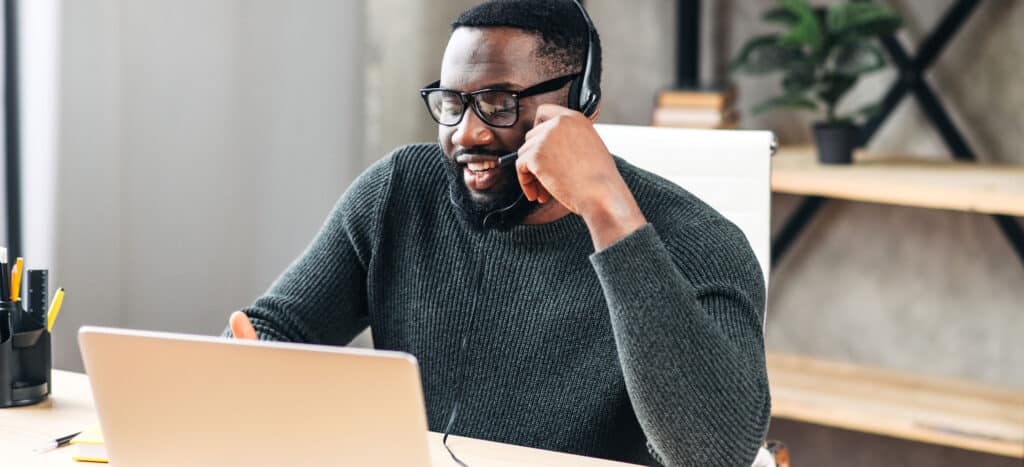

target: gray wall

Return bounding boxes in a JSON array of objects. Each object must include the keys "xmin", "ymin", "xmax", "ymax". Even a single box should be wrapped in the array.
[{"xmin": 51, "ymin": 0, "xmax": 365, "ymax": 371}]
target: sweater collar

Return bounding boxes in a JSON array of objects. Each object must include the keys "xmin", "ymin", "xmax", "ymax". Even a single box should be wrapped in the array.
[{"xmin": 498, "ymin": 211, "xmax": 589, "ymax": 244}]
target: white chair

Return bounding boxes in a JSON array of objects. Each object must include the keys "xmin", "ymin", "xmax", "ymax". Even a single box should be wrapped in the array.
[
  {"xmin": 595, "ymin": 123, "xmax": 780, "ymax": 466},
  {"xmin": 595, "ymin": 123, "xmax": 773, "ymax": 292}
]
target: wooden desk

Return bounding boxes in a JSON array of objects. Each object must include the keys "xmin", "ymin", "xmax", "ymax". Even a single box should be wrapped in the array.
[
  {"xmin": 772, "ymin": 146, "xmax": 1024, "ymax": 217},
  {"xmin": 1, "ymin": 370, "xmax": 641, "ymax": 467}
]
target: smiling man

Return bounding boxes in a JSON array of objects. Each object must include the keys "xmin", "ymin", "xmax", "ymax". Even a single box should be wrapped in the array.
[{"xmin": 226, "ymin": 1, "xmax": 769, "ymax": 465}]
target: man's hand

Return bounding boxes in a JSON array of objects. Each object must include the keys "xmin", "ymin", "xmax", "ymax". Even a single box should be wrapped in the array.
[
  {"xmin": 229, "ymin": 311, "xmax": 258, "ymax": 340},
  {"xmin": 517, "ymin": 104, "xmax": 647, "ymax": 250}
]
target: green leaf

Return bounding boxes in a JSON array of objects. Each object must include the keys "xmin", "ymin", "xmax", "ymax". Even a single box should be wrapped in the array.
[
  {"xmin": 782, "ymin": 60, "xmax": 816, "ymax": 93},
  {"xmin": 816, "ymin": 73, "xmax": 858, "ymax": 107},
  {"xmin": 763, "ymin": 7, "xmax": 800, "ymax": 26},
  {"xmin": 853, "ymin": 101, "xmax": 883, "ymax": 118},
  {"xmin": 752, "ymin": 94, "xmax": 818, "ymax": 115},
  {"xmin": 832, "ymin": 42, "xmax": 886, "ymax": 75},
  {"xmin": 779, "ymin": 0, "xmax": 824, "ymax": 52},
  {"xmin": 730, "ymin": 35, "xmax": 802, "ymax": 75},
  {"xmin": 828, "ymin": 2, "xmax": 902, "ymax": 38},
  {"xmin": 834, "ymin": 102, "xmax": 882, "ymax": 125}
]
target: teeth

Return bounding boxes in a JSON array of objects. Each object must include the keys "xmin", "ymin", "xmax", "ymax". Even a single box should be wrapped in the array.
[{"xmin": 467, "ymin": 161, "xmax": 497, "ymax": 172}]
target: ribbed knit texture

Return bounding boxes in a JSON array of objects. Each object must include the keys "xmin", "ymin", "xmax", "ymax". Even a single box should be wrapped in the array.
[{"xmin": 228, "ymin": 143, "xmax": 770, "ymax": 466}]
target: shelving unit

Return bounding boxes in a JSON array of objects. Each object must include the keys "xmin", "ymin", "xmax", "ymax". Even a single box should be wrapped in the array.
[
  {"xmin": 767, "ymin": 352, "xmax": 1024, "ymax": 458},
  {"xmin": 772, "ymin": 147, "xmax": 1024, "ymax": 218},
  {"xmin": 754, "ymin": 1, "xmax": 1024, "ymax": 459}
]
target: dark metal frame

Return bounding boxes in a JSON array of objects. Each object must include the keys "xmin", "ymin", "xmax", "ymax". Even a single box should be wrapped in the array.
[
  {"xmin": 4, "ymin": 0, "xmax": 22, "ymax": 260},
  {"xmin": 771, "ymin": 0, "xmax": 1024, "ymax": 269},
  {"xmin": 676, "ymin": 0, "xmax": 701, "ymax": 89}
]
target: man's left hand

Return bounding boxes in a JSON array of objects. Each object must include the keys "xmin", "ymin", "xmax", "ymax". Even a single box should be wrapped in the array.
[{"xmin": 516, "ymin": 104, "xmax": 647, "ymax": 250}]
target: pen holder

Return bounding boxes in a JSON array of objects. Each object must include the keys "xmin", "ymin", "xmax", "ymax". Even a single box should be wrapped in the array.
[{"xmin": 0, "ymin": 301, "xmax": 52, "ymax": 408}]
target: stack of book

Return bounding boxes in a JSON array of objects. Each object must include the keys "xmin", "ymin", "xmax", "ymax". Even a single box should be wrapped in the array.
[{"xmin": 652, "ymin": 86, "xmax": 738, "ymax": 129}]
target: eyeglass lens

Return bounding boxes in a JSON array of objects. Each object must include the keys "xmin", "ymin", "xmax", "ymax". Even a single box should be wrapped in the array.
[{"xmin": 426, "ymin": 90, "xmax": 518, "ymax": 127}]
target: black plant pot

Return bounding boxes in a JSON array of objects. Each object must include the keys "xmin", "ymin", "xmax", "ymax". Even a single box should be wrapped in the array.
[{"xmin": 813, "ymin": 122, "xmax": 860, "ymax": 164}]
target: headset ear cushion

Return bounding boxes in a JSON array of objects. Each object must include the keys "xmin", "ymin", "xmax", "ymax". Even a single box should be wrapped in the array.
[{"xmin": 567, "ymin": 76, "xmax": 583, "ymax": 112}]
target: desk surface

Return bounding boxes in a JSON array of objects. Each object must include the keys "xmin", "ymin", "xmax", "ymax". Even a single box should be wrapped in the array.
[
  {"xmin": 1, "ymin": 370, "xmax": 641, "ymax": 467},
  {"xmin": 772, "ymin": 147, "xmax": 1024, "ymax": 217}
]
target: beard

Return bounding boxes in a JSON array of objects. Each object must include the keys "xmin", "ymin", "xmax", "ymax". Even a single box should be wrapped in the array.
[{"xmin": 442, "ymin": 148, "xmax": 539, "ymax": 231}]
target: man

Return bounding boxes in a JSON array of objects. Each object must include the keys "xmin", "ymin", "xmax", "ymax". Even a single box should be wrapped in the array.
[{"xmin": 227, "ymin": 1, "xmax": 769, "ymax": 465}]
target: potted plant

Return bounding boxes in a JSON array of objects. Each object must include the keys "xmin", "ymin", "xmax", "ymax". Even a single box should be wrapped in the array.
[{"xmin": 730, "ymin": 0, "xmax": 902, "ymax": 164}]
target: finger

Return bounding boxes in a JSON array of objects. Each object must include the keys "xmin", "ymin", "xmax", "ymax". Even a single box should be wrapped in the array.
[
  {"xmin": 516, "ymin": 159, "xmax": 539, "ymax": 201},
  {"xmin": 524, "ymin": 118, "xmax": 552, "ymax": 141},
  {"xmin": 533, "ymin": 103, "xmax": 576, "ymax": 126},
  {"xmin": 229, "ymin": 311, "xmax": 258, "ymax": 340},
  {"xmin": 537, "ymin": 186, "xmax": 553, "ymax": 204},
  {"xmin": 520, "ymin": 176, "xmax": 538, "ymax": 201}
]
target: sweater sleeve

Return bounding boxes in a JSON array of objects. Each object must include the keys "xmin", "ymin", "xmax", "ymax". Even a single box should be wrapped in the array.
[
  {"xmin": 589, "ymin": 223, "xmax": 770, "ymax": 467},
  {"xmin": 223, "ymin": 155, "xmax": 394, "ymax": 345}
]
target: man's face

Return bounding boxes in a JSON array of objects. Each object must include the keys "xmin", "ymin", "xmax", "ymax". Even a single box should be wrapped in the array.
[{"xmin": 437, "ymin": 27, "xmax": 570, "ymax": 227}]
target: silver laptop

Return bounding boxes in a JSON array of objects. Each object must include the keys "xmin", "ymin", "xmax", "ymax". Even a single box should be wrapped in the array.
[{"xmin": 78, "ymin": 326, "xmax": 432, "ymax": 467}]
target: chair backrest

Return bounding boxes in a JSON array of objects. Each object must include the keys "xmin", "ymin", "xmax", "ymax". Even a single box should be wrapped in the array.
[{"xmin": 595, "ymin": 124, "xmax": 773, "ymax": 292}]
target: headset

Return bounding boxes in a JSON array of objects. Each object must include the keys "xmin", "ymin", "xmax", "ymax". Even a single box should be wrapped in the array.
[
  {"xmin": 568, "ymin": 0, "xmax": 600, "ymax": 117},
  {"xmin": 481, "ymin": 0, "xmax": 600, "ymax": 229}
]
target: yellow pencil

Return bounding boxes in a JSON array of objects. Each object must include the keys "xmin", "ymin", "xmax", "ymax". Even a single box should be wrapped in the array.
[
  {"xmin": 46, "ymin": 288, "xmax": 66, "ymax": 333},
  {"xmin": 11, "ymin": 257, "xmax": 23, "ymax": 301}
]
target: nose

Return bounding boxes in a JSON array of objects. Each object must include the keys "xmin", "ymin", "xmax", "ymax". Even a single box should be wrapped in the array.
[{"xmin": 451, "ymin": 106, "xmax": 494, "ymax": 148}]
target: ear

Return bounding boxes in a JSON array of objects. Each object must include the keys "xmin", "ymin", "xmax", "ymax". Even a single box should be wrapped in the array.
[{"xmin": 587, "ymin": 103, "xmax": 601, "ymax": 122}]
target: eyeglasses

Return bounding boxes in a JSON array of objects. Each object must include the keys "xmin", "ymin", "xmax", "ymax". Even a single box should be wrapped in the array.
[{"xmin": 419, "ymin": 74, "xmax": 577, "ymax": 128}]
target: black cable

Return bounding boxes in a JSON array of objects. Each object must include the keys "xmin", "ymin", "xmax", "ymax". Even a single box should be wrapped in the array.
[
  {"xmin": 441, "ymin": 240, "xmax": 487, "ymax": 467},
  {"xmin": 442, "ymin": 335, "xmax": 471, "ymax": 467},
  {"xmin": 481, "ymin": 193, "xmax": 525, "ymax": 230}
]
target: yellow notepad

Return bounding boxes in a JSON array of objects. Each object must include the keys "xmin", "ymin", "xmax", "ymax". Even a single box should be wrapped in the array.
[{"xmin": 70, "ymin": 424, "xmax": 108, "ymax": 463}]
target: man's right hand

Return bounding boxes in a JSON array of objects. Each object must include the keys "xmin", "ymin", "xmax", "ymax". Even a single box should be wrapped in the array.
[{"xmin": 229, "ymin": 311, "xmax": 258, "ymax": 340}]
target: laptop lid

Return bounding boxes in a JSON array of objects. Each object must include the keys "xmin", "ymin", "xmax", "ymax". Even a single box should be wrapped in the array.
[{"xmin": 78, "ymin": 326, "xmax": 431, "ymax": 467}]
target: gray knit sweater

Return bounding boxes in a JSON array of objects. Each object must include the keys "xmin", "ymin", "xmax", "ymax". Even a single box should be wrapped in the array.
[{"xmin": 232, "ymin": 143, "xmax": 770, "ymax": 466}]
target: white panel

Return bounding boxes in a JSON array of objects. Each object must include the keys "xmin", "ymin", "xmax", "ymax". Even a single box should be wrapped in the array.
[
  {"xmin": 20, "ymin": 0, "xmax": 62, "ymax": 272},
  {"xmin": 595, "ymin": 124, "xmax": 773, "ymax": 294}
]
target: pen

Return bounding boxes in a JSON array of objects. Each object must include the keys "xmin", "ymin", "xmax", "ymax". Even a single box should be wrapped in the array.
[
  {"xmin": 33, "ymin": 431, "xmax": 82, "ymax": 453},
  {"xmin": 11, "ymin": 257, "xmax": 23, "ymax": 301},
  {"xmin": 46, "ymin": 288, "xmax": 65, "ymax": 333}
]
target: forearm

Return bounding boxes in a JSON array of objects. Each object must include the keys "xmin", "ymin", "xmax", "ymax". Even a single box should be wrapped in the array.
[
  {"xmin": 239, "ymin": 260, "xmax": 370, "ymax": 345},
  {"xmin": 590, "ymin": 225, "xmax": 769, "ymax": 466},
  {"xmin": 223, "ymin": 234, "xmax": 371, "ymax": 345},
  {"xmin": 580, "ymin": 181, "xmax": 647, "ymax": 251},
  {"xmin": 224, "ymin": 156, "xmax": 393, "ymax": 345}
]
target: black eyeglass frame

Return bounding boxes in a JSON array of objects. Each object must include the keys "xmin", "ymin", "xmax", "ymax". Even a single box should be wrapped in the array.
[{"xmin": 419, "ymin": 73, "xmax": 578, "ymax": 128}]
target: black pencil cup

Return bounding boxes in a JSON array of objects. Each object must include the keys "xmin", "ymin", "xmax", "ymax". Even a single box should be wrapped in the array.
[{"xmin": 0, "ymin": 301, "xmax": 52, "ymax": 407}]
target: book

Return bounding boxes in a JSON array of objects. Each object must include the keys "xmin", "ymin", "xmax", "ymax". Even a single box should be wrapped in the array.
[
  {"xmin": 70, "ymin": 424, "xmax": 108, "ymax": 463},
  {"xmin": 656, "ymin": 86, "xmax": 737, "ymax": 110},
  {"xmin": 652, "ymin": 107, "xmax": 739, "ymax": 129}
]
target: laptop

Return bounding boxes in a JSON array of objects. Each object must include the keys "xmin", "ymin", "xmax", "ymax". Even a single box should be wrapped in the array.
[{"xmin": 78, "ymin": 326, "xmax": 432, "ymax": 467}]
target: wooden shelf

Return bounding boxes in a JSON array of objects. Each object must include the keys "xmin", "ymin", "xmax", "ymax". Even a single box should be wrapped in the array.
[
  {"xmin": 772, "ymin": 147, "xmax": 1024, "ymax": 217},
  {"xmin": 767, "ymin": 352, "xmax": 1024, "ymax": 458}
]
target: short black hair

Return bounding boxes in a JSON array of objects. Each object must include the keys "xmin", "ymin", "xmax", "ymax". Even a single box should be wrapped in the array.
[{"xmin": 452, "ymin": 0, "xmax": 601, "ymax": 98}]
